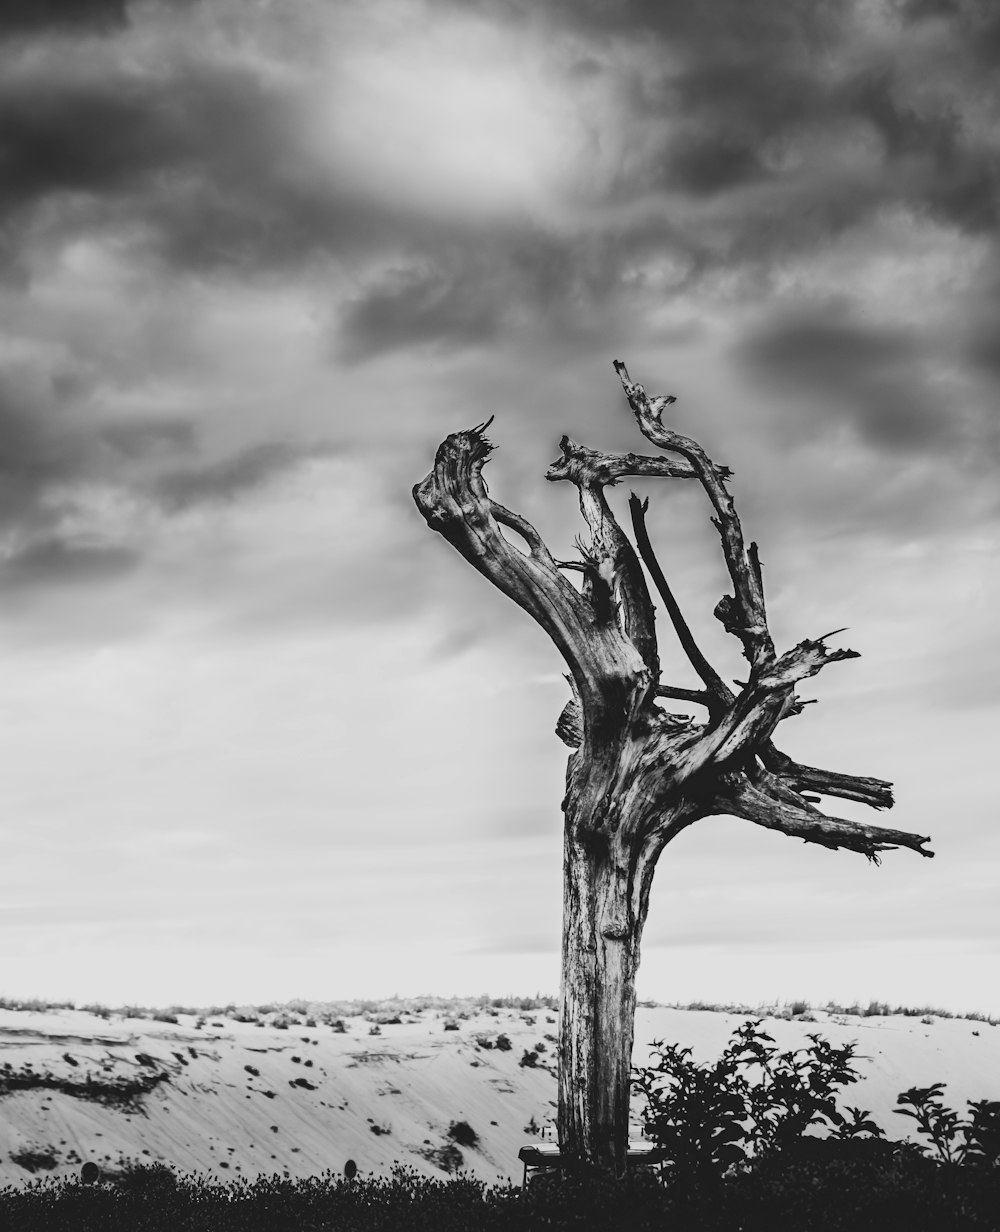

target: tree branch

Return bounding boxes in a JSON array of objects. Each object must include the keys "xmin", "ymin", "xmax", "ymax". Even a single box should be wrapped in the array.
[
  {"xmin": 656, "ymin": 684, "xmax": 713, "ymax": 707},
  {"xmin": 715, "ymin": 769, "xmax": 933, "ymax": 861},
  {"xmin": 614, "ymin": 360, "xmax": 773, "ymax": 671},
  {"xmin": 629, "ymin": 493, "xmax": 733, "ymax": 717},
  {"xmin": 413, "ymin": 421, "xmax": 646, "ymax": 738},
  {"xmin": 545, "ymin": 435, "xmax": 661, "ymax": 681},
  {"xmin": 545, "ymin": 436, "xmax": 699, "ymax": 486},
  {"xmin": 760, "ymin": 745, "xmax": 894, "ymax": 810},
  {"xmin": 675, "ymin": 629, "xmax": 865, "ymax": 779}
]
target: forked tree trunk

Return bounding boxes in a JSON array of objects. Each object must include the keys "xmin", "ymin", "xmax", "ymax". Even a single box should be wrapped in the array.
[{"xmin": 413, "ymin": 361, "xmax": 934, "ymax": 1175}]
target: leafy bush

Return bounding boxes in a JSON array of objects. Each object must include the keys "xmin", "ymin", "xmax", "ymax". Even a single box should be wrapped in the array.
[
  {"xmin": 494, "ymin": 1034, "xmax": 512, "ymax": 1051},
  {"xmin": 632, "ymin": 1019, "xmax": 883, "ymax": 1178},
  {"xmin": 895, "ymin": 1084, "xmax": 1000, "ymax": 1166}
]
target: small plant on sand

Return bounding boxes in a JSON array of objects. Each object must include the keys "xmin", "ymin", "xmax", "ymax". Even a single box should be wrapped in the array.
[
  {"xmin": 447, "ymin": 1120, "xmax": 479, "ymax": 1148},
  {"xmin": 10, "ymin": 1149, "xmax": 58, "ymax": 1173},
  {"xmin": 894, "ymin": 1084, "xmax": 1000, "ymax": 1166},
  {"xmin": 420, "ymin": 1143, "xmax": 464, "ymax": 1173}
]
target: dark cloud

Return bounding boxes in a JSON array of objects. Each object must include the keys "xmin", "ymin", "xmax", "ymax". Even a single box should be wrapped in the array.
[
  {"xmin": 0, "ymin": 45, "xmax": 435, "ymax": 274},
  {"xmin": 0, "ymin": 371, "xmax": 92, "ymax": 528},
  {"xmin": 1, "ymin": 0, "xmax": 996, "ymax": 303},
  {"xmin": 98, "ymin": 417, "xmax": 197, "ymax": 460},
  {"xmin": 736, "ymin": 307, "xmax": 949, "ymax": 452},
  {"xmin": 0, "ymin": 0, "xmax": 128, "ymax": 35},
  {"xmin": 847, "ymin": 70, "xmax": 1000, "ymax": 234},
  {"xmin": 153, "ymin": 442, "xmax": 313, "ymax": 510},
  {"xmin": 339, "ymin": 264, "xmax": 504, "ymax": 361},
  {"xmin": 0, "ymin": 539, "xmax": 138, "ymax": 591},
  {"xmin": 899, "ymin": 0, "xmax": 960, "ymax": 19},
  {"xmin": 0, "ymin": 364, "xmax": 201, "ymax": 527},
  {"xmin": 0, "ymin": 58, "xmax": 288, "ymax": 217},
  {"xmin": 0, "ymin": 357, "xmax": 318, "ymax": 578},
  {"xmin": 465, "ymin": 0, "xmax": 841, "ymax": 47},
  {"xmin": 337, "ymin": 231, "xmax": 639, "ymax": 362},
  {"xmin": 663, "ymin": 134, "xmax": 768, "ymax": 197}
]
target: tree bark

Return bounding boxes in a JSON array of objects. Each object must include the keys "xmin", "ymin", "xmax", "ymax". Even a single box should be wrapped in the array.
[
  {"xmin": 412, "ymin": 362, "xmax": 934, "ymax": 1177},
  {"xmin": 559, "ymin": 825, "xmax": 640, "ymax": 1176}
]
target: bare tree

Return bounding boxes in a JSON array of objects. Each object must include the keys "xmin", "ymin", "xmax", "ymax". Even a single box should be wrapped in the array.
[{"xmin": 413, "ymin": 362, "xmax": 933, "ymax": 1174}]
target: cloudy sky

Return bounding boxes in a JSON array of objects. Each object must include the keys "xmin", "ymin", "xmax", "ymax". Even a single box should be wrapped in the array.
[{"xmin": 1, "ymin": 0, "xmax": 998, "ymax": 1015}]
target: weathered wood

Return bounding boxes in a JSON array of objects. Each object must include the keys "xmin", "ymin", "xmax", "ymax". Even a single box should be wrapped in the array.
[{"xmin": 412, "ymin": 362, "xmax": 934, "ymax": 1175}]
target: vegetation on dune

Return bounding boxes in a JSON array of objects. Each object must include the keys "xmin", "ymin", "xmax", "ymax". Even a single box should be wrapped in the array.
[
  {"xmin": 632, "ymin": 1019, "xmax": 1000, "ymax": 1178},
  {"xmin": 0, "ymin": 993, "xmax": 996, "ymax": 1025},
  {"xmin": 3, "ymin": 1020, "xmax": 998, "ymax": 1229},
  {"xmin": 0, "ymin": 1060, "xmax": 170, "ymax": 1109},
  {"xmin": 3, "ymin": 1153, "xmax": 1000, "ymax": 1232}
]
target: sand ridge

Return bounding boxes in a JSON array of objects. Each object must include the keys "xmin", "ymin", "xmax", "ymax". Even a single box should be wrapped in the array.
[{"xmin": 1, "ymin": 999, "xmax": 997, "ymax": 1187}]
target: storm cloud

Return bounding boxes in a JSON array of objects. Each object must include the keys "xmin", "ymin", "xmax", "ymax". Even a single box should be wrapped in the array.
[
  {"xmin": 737, "ymin": 307, "xmax": 948, "ymax": 452},
  {"xmin": 0, "ymin": 0, "xmax": 997, "ymax": 1014}
]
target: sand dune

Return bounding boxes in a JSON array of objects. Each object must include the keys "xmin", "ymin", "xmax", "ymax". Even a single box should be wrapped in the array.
[{"xmin": 1, "ymin": 1000, "xmax": 997, "ymax": 1187}]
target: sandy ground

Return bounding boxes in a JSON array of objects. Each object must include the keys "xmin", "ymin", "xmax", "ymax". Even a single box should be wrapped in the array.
[{"xmin": 1, "ymin": 999, "xmax": 997, "ymax": 1188}]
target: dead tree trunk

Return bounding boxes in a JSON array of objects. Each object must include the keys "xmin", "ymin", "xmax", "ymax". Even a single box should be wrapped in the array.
[{"xmin": 413, "ymin": 361, "xmax": 933, "ymax": 1175}]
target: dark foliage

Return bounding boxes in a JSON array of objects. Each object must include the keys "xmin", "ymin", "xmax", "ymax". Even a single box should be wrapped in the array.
[
  {"xmin": 633, "ymin": 1017, "xmax": 1000, "ymax": 1191},
  {"xmin": 3, "ymin": 1158, "xmax": 1000, "ymax": 1231},
  {"xmin": 9, "ymin": 1151, "xmax": 57, "ymax": 1174},
  {"xmin": 0, "ymin": 1061, "xmax": 170, "ymax": 1109},
  {"xmin": 632, "ymin": 1019, "xmax": 884, "ymax": 1178},
  {"xmin": 895, "ymin": 1084, "xmax": 1000, "ymax": 1166},
  {"xmin": 448, "ymin": 1120, "xmax": 479, "ymax": 1148}
]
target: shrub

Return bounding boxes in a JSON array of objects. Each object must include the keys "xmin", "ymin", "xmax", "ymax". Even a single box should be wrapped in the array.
[
  {"xmin": 633, "ymin": 1019, "xmax": 882, "ymax": 1178},
  {"xmin": 447, "ymin": 1120, "xmax": 479, "ymax": 1148},
  {"xmin": 116, "ymin": 1161, "xmax": 179, "ymax": 1197},
  {"xmin": 895, "ymin": 1083, "xmax": 1000, "ymax": 1166},
  {"xmin": 10, "ymin": 1149, "xmax": 57, "ymax": 1173},
  {"xmin": 2, "ymin": 1159, "xmax": 1000, "ymax": 1230},
  {"xmin": 421, "ymin": 1143, "xmax": 463, "ymax": 1174},
  {"xmin": 519, "ymin": 1050, "xmax": 539, "ymax": 1068}
]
